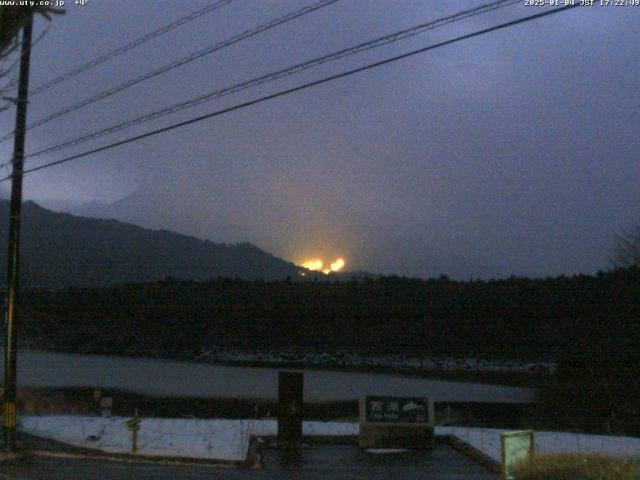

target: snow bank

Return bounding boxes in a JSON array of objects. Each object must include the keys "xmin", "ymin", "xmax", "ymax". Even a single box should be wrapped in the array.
[
  {"xmin": 20, "ymin": 416, "xmax": 639, "ymax": 464},
  {"xmin": 20, "ymin": 416, "xmax": 262, "ymax": 461},
  {"xmin": 19, "ymin": 416, "xmax": 356, "ymax": 461}
]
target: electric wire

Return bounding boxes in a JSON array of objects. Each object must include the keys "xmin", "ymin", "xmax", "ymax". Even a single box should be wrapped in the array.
[
  {"xmin": 1, "ymin": 25, "xmax": 50, "ymax": 79},
  {"xmin": 0, "ymin": 25, "xmax": 50, "ymax": 100},
  {"xmin": 0, "ymin": 4, "xmax": 580, "ymax": 183},
  {"xmin": 28, "ymin": 0, "xmax": 237, "ymax": 97},
  {"xmin": 0, "ymin": 0, "xmax": 342, "ymax": 142},
  {"xmin": 22, "ymin": 0, "xmax": 521, "ymax": 160}
]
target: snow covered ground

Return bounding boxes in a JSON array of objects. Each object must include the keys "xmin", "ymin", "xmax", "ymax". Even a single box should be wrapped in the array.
[
  {"xmin": 19, "ymin": 416, "xmax": 357, "ymax": 461},
  {"xmin": 20, "ymin": 416, "xmax": 640, "ymax": 463}
]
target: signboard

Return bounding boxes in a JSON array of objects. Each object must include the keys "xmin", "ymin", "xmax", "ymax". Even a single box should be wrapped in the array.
[
  {"xmin": 500, "ymin": 430, "xmax": 534, "ymax": 480},
  {"xmin": 359, "ymin": 396, "xmax": 434, "ymax": 449},
  {"xmin": 365, "ymin": 396, "xmax": 431, "ymax": 424}
]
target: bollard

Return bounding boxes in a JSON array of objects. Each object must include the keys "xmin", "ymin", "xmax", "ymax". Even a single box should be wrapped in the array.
[
  {"xmin": 277, "ymin": 372, "xmax": 303, "ymax": 447},
  {"xmin": 124, "ymin": 408, "xmax": 141, "ymax": 453}
]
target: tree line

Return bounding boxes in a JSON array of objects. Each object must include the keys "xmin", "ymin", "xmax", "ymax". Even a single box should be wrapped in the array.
[{"xmin": 12, "ymin": 267, "xmax": 637, "ymax": 360}]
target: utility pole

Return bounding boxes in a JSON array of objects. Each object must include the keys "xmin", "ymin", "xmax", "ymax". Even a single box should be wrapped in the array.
[{"xmin": 3, "ymin": 12, "xmax": 34, "ymax": 451}]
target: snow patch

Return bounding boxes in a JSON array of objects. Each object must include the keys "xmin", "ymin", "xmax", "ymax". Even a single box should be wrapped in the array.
[
  {"xmin": 20, "ymin": 416, "xmax": 356, "ymax": 461},
  {"xmin": 20, "ymin": 416, "xmax": 638, "ymax": 463}
]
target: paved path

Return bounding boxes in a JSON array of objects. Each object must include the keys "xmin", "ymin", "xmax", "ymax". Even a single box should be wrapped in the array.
[{"xmin": 2, "ymin": 445, "xmax": 496, "ymax": 479}]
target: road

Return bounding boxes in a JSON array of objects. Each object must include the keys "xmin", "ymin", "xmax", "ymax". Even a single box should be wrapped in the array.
[{"xmin": 1, "ymin": 445, "xmax": 496, "ymax": 479}]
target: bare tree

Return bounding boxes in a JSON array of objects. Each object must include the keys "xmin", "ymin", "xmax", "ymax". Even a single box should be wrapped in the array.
[{"xmin": 611, "ymin": 225, "xmax": 640, "ymax": 269}]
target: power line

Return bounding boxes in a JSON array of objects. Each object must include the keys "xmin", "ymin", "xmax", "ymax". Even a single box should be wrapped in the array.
[
  {"xmin": 0, "ymin": 0, "xmax": 342, "ymax": 141},
  {"xmin": 1, "ymin": 25, "xmax": 50, "ymax": 78},
  {"xmin": 28, "ymin": 0, "xmax": 237, "ymax": 97},
  {"xmin": 0, "ymin": 4, "xmax": 580, "ymax": 183},
  {"xmin": 0, "ymin": 25, "xmax": 51, "ymax": 101},
  {"xmin": 22, "ymin": 0, "xmax": 520, "ymax": 160}
]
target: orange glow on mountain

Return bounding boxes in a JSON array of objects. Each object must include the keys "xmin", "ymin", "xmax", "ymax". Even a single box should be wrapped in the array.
[
  {"xmin": 301, "ymin": 257, "xmax": 345, "ymax": 274},
  {"xmin": 302, "ymin": 259, "xmax": 324, "ymax": 271},
  {"xmin": 330, "ymin": 258, "xmax": 345, "ymax": 272}
]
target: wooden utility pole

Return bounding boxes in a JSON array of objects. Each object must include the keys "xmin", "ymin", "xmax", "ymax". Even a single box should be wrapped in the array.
[{"xmin": 3, "ymin": 12, "xmax": 33, "ymax": 452}]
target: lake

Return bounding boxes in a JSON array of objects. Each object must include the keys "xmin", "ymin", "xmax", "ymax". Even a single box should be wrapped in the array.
[{"xmin": 1, "ymin": 349, "xmax": 535, "ymax": 403}]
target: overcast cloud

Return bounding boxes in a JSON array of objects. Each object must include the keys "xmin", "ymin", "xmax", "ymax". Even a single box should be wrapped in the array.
[{"xmin": 1, "ymin": 0, "xmax": 638, "ymax": 278}]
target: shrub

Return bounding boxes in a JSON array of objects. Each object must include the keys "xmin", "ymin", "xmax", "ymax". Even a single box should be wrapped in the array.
[{"xmin": 512, "ymin": 453, "xmax": 640, "ymax": 480}]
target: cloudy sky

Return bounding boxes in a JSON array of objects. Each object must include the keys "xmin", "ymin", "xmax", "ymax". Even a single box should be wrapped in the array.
[{"xmin": 1, "ymin": 0, "xmax": 638, "ymax": 278}]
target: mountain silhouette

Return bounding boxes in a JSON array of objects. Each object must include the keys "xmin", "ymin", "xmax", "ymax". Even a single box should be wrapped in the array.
[{"xmin": 0, "ymin": 200, "xmax": 302, "ymax": 288}]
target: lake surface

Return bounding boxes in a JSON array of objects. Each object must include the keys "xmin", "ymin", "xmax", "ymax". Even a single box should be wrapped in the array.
[{"xmin": 1, "ymin": 349, "xmax": 535, "ymax": 403}]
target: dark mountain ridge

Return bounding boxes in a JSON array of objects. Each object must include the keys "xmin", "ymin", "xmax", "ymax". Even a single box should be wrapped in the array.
[{"xmin": 0, "ymin": 200, "xmax": 302, "ymax": 288}]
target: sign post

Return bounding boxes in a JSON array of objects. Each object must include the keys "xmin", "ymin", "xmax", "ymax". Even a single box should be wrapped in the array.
[
  {"xmin": 500, "ymin": 430, "xmax": 534, "ymax": 480},
  {"xmin": 124, "ymin": 409, "xmax": 141, "ymax": 453},
  {"xmin": 359, "ymin": 396, "xmax": 434, "ymax": 449}
]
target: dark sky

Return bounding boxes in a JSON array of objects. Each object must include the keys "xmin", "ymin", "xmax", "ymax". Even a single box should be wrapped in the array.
[{"xmin": 1, "ymin": 0, "xmax": 638, "ymax": 278}]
